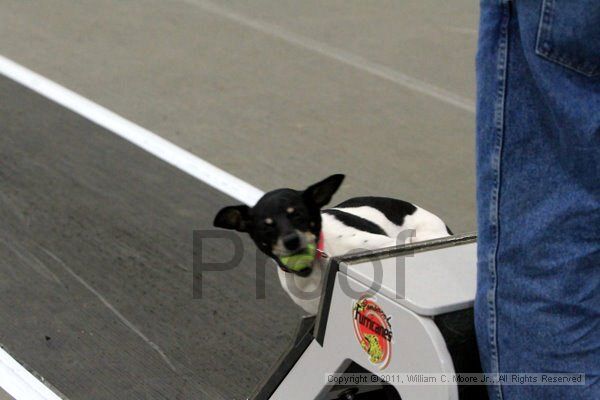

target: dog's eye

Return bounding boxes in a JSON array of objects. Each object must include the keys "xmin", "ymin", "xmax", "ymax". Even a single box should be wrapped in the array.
[
  {"xmin": 286, "ymin": 207, "xmax": 301, "ymax": 218},
  {"xmin": 264, "ymin": 217, "xmax": 274, "ymax": 225}
]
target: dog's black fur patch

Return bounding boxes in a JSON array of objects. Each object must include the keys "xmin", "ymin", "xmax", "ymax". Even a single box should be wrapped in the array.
[
  {"xmin": 322, "ymin": 209, "xmax": 387, "ymax": 236},
  {"xmin": 334, "ymin": 196, "xmax": 417, "ymax": 227}
]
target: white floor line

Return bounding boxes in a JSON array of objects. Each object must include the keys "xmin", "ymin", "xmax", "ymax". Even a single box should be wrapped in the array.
[
  {"xmin": 0, "ymin": 347, "xmax": 63, "ymax": 400},
  {"xmin": 183, "ymin": 0, "xmax": 476, "ymax": 114},
  {"xmin": 0, "ymin": 55, "xmax": 265, "ymax": 207},
  {"xmin": 0, "ymin": 54, "xmax": 266, "ymax": 399}
]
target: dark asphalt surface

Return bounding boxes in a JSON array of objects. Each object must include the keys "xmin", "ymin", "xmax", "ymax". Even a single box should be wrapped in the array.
[
  {"xmin": 0, "ymin": 387, "xmax": 14, "ymax": 400},
  {"xmin": 0, "ymin": 76, "xmax": 303, "ymax": 399}
]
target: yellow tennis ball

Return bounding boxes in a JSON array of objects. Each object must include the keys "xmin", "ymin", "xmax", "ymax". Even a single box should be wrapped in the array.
[{"xmin": 280, "ymin": 243, "xmax": 317, "ymax": 271}]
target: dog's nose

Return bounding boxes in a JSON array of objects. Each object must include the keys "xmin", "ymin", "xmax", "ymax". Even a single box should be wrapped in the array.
[{"xmin": 282, "ymin": 233, "xmax": 301, "ymax": 251}]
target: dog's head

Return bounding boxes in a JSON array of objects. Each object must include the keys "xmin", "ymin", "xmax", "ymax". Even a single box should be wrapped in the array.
[{"xmin": 213, "ymin": 174, "xmax": 344, "ymax": 276}]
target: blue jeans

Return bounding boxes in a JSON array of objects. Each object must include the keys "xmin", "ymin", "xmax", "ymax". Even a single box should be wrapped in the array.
[{"xmin": 475, "ymin": 1, "xmax": 600, "ymax": 399}]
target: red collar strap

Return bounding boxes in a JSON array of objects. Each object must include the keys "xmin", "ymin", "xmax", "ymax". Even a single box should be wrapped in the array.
[{"xmin": 316, "ymin": 232, "xmax": 326, "ymax": 259}]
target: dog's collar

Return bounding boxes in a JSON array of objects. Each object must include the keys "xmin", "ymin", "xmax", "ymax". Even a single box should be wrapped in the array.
[{"xmin": 315, "ymin": 232, "xmax": 326, "ymax": 259}]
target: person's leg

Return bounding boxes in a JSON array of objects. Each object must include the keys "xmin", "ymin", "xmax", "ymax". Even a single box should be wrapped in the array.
[
  {"xmin": 475, "ymin": 1, "xmax": 600, "ymax": 399},
  {"xmin": 474, "ymin": 4, "xmax": 509, "ymax": 398}
]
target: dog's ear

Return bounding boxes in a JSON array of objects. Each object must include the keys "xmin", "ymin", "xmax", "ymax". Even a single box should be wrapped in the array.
[
  {"xmin": 213, "ymin": 205, "xmax": 252, "ymax": 232},
  {"xmin": 303, "ymin": 174, "xmax": 345, "ymax": 208}
]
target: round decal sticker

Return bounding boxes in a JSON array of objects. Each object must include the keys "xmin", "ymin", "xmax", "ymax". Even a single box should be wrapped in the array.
[{"xmin": 352, "ymin": 295, "xmax": 393, "ymax": 369}]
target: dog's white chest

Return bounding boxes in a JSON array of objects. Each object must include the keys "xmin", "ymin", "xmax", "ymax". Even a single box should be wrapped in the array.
[{"xmin": 277, "ymin": 265, "xmax": 324, "ymax": 315}]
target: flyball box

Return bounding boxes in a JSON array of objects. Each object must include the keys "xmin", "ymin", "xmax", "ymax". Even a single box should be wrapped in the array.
[{"xmin": 249, "ymin": 233, "xmax": 487, "ymax": 400}]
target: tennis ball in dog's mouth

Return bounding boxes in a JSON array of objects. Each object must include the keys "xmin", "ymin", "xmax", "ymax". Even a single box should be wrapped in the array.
[{"xmin": 279, "ymin": 243, "xmax": 317, "ymax": 272}]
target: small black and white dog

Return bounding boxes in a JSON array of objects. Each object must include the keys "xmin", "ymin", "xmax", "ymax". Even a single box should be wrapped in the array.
[{"xmin": 214, "ymin": 174, "xmax": 451, "ymax": 314}]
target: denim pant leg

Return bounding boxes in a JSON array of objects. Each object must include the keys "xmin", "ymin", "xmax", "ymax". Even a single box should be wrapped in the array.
[{"xmin": 475, "ymin": 1, "xmax": 600, "ymax": 399}]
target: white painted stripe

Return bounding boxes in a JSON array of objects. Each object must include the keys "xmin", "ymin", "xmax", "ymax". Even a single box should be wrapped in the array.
[
  {"xmin": 0, "ymin": 347, "xmax": 63, "ymax": 400},
  {"xmin": 183, "ymin": 0, "xmax": 476, "ymax": 114},
  {"xmin": 0, "ymin": 55, "xmax": 265, "ymax": 206}
]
